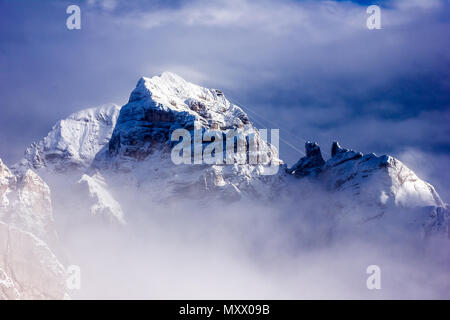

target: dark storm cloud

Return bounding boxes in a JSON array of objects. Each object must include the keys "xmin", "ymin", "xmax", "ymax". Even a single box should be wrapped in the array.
[{"xmin": 0, "ymin": 0, "xmax": 449, "ymax": 194}]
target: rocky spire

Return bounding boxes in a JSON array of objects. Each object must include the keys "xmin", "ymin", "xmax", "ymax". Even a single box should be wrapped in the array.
[
  {"xmin": 288, "ymin": 141, "xmax": 325, "ymax": 177},
  {"xmin": 305, "ymin": 141, "xmax": 324, "ymax": 159},
  {"xmin": 331, "ymin": 141, "xmax": 348, "ymax": 157}
]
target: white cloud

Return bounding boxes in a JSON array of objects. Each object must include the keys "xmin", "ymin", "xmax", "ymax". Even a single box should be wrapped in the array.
[
  {"xmin": 114, "ymin": 0, "xmax": 365, "ymax": 37},
  {"xmin": 394, "ymin": 0, "xmax": 442, "ymax": 10},
  {"xmin": 88, "ymin": 0, "xmax": 118, "ymax": 11}
]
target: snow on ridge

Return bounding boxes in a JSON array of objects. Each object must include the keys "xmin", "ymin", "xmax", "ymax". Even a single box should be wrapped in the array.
[
  {"xmin": 288, "ymin": 141, "xmax": 445, "ymax": 210},
  {"xmin": 106, "ymin": 72, "xmax": 277, "ymax": 166},
  {"xmin": 128, "ymin": 71, "xmax": 250, "ymax": 129},
  {"xmin": 17, "ymin": 103, "xmax": 122, "ymax": 172}
]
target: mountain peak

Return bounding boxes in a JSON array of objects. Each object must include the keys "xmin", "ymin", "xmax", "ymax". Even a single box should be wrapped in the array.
[
  {"xmin": 138, "ymin": 71, "xmax": 184, "ymax": 82},
  {"xmin": 305, "ymin": 141, "xmax": 322, "ymax": 158},
  {"xmin": 289, "ymin": 141, "xmax": 444, "ymax": 211},
  {"xmin": 159, "ymin": 71, "xmax": 187, "ymax": 82},
  {"xmin": 288, "ymin": 141, "xmax": 325, "ymax": 177},
  {"xmin": 109, "ymin": 73, "xmax": 252, "ymax": 160},
  {"xmin": 331, "ymin": 141, "xmax": 347, "ymax": 157},
  {"xmin": 130, "ymin": 71, "xmax": 217, "ymax": 107}
]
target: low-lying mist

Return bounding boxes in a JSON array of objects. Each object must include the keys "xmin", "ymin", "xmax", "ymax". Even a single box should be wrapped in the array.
[{"xmin": 53, "ymin": 177, "xmax": 450, "ymax": 299}]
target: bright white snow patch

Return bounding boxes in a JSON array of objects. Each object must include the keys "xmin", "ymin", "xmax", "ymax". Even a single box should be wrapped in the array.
[
  {"xmin": 21, "ymin": 103, "xmax": 122, "ymax": 171},
  {"xmin": 78, "ymin": 173, "xmax": 125, "ymax": 225}
]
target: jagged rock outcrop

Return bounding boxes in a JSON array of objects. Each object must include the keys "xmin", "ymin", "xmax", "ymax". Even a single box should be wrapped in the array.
[
  {"xmin": 287, "ymin": 141, "xmax": 448, "ymax": 236},
  {"xmin": 288, "ymin": 141, "xmax": 325, "ymax": 177},
  {"xmin": 288, "ymin": 141, "xmax": 443, "ymax": 208}
]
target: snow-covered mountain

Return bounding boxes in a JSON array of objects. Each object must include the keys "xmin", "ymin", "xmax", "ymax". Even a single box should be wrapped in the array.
[
  {"xmin": 87, "ymin": 72, "xmax": 283, "ymax": 207},
  {"xmin": 12, "ymin": 103, "xmax": 126, "ymax": 226},
  {"xmin": 13, "ymin": 72, "xmax": 449, "ymax": 230},
  {"xmin": 289, "ymin": 141, "xmax": 444, "ymax": 209},
  {"xmin": 1, "ymin": 72, "xmax": 448, "ymax": 299},
  {"xmin": 106, "ymin": 73, "xmax": 255, "ymax": 160},
  {"xmin": 287, "ymin": 141, "xmax": 448, "ymax": 237},
  {"xmin": 17, "ymin": 104, "xmax": 121, "ymax": 172}
]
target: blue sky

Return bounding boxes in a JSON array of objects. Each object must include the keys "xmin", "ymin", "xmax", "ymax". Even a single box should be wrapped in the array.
[{"xmin": 0, "ymin": 0, "xmax": 449, "ymax": 196}]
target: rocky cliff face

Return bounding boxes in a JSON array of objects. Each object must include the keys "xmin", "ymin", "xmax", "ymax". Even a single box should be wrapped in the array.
[
  {"xmin": 0, "ymin": 159, "xmax": 66, "ymax": 299},
  {"xmin": 0, "ymin": 159, "xmax": 57, "ymax": 244},
  {"xmin": 288, "ymin": 142, "xmax": 325, "ymax": 177},
  {"xmin": 288, "ymin": 141, "xmax": 443, "ymax": 208},
  {"xmin": 107, "ymin": 73, "xmax": 254, "ymax": 160},
  {"xmin": 91, "ymin": 72, "xmax": 282, "ymax": 203},
  {"xmin": 0, "ymin": 158, "xmax": 15, "ymax": 213}
]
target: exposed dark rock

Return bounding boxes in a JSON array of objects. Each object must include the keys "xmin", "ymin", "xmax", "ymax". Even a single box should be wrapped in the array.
[
  {"xmin": 331, "ymin": 141, "xmax": 347, "ymax": 157},
  {"xmin": 288, "ymin": 141, "xmax": 325, "ymax": 177}
]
